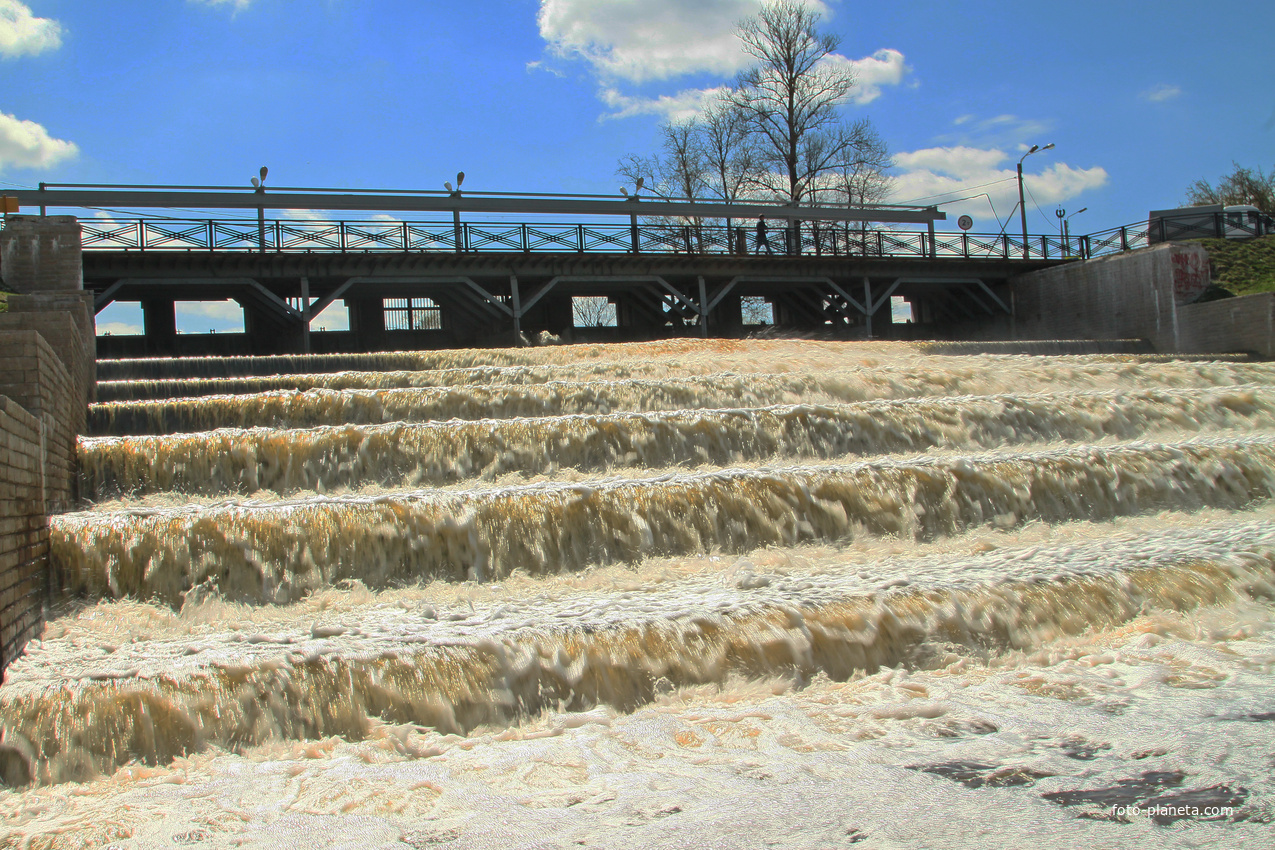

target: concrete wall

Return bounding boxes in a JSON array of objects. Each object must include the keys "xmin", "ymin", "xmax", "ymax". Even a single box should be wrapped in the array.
[
  {"xmin": 0, "ymin": 395, "xmax": 48, "ymax": 680},
  {"xmin": 1007, "ymin": 242, "xmax": 1272, "ymax": 355},
  {"xmin": 1176, "ymin": 292, "xmax": 1275, "ymax": 357},
  {"xmin": 0, "ymin": 216, "xmax": 83, "ymax": 292},
  {"xmin": 1010, "ymin": 242, "xmax": 1203, "ymax": 350}
]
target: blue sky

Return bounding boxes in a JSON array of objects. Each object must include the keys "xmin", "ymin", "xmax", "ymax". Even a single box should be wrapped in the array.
[{"xmin": 3, "ymin": 0, "xmax": 1272, "ymax": 333}]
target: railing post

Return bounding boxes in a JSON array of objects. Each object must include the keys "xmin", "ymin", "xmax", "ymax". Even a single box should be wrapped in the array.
[
  {"xmin": 578, "ymin": 224, "xmax": 584, "ymax": 253},
  {"xmin": 206, "ymin": 220, "xmax": 213, "ymax": 251},
  {"xmin": 1120, "ymin": 226, "xmax": 1129, "ymax": 252},
  {"xmin": 521, "ymin": 224, "xmax": 528, "ymax": 253},
  {"xmin": 401, "ymin": 222, "xmax": 409, "ymax": 250}
]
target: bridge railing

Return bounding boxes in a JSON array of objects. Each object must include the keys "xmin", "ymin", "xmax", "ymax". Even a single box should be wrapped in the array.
[
  {"xmin": 1083, "ymin": 210, "xmax": 1275, "ymax": 259},
  {"xmin": 74, "ymin": 217, "xmax": 1091, "ymax": 260}
]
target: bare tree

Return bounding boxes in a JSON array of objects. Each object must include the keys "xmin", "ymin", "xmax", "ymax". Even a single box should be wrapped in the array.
[
  {"xmin": 1187, "ymin": 162, "xmax": 1275, "ymax": 214},
  {"xmin": 730, "ymin": 0, "xmax": 863, "ymax": 205},
  {"xmin": 829, "ymin": 120, "xmax": 893, "ymax": 253},
  {"xmin": 572, "ymin": 296, "xmax": 616, "ymax": 328}
]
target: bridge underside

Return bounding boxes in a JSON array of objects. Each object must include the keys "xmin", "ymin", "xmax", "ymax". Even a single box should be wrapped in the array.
[{"xmin": 85, "ymin": 251, "xmax": 1061, "ymax": 357}]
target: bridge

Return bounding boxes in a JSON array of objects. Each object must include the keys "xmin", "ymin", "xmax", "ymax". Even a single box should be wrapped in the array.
[{"xmin": 6, "ymin": 183, "xmax": 1092, "ymax": 355}]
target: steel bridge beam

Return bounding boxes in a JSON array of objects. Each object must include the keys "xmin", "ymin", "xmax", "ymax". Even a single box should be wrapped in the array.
[{"xmin": 22, "ymin": 185, "xmax": 945, "ymax": 225}]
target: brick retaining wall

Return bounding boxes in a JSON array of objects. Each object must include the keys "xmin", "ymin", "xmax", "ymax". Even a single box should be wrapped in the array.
[
  {"xmin": 0, "ymin": 330, "xmax": 80, "ymax": 514},
  {"xmin": 0, "ymin": 396, "xmax": 48, "ymax": 679}
]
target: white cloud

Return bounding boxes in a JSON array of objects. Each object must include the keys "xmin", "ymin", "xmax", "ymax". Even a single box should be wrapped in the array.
[
  {"xmin": 538, "ymin": 1, "xmax": 908, "ymax": 119},
  {"xmin": 599, "ymin": 85, "xmax": 729, "ymax": 121},
  {"xmin": 175, "ymin": 300, "xmax": 246, "ymax": 334},
  {"xmin": 933, "ymin": 113, "xmax": 1054, "ymax": 150},
  {"xmin": 821, "ymin": 49, "xmax": 908, "ymax": 104},
  {"xmin": 189, "ymin": 0, "xmax": 253, "ymax": 11},
  {"xmin": 1141, "ymin": 83, "xmax": 1181, "ymax": 103},
  {"xmin": 0, "ymin": 110, "xmax": 77, "ymax": 171},
  {"xmin": 538, "ymin": 0, "xmax": 779, "ymax": 83},
  {"xmin": 891, "ymin": 145, "xmax": 1108, "ymax": 229},
  {"xmin": 0, "ymin": 0, "xmax": 61, "ymax": 58},
  {"xmin": 95, "ymin": 321, "xmax": 144, "ymax": 336},
  {"xmin": 311, "ymin": 302, "xmax": 350, "ymax": 332}
]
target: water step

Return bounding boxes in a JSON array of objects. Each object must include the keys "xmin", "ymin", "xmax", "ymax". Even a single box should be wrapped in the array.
[
  {"xmin": 54, "ymin": 436, "xmax": 1275, "ymax": 606},
  {"xmin": 86, "ymin": 361, "xmax": 1275, "ymax": 436},
  {"xmin": 7, "ymin": 520, "xmax": 1273, "ymax": 785},
  {"xmin": 78, "ymin": 387, "xmax": 1275, "ymax": 500}
]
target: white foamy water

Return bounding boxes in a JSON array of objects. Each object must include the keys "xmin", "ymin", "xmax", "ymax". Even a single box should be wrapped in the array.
[{"xmin": 4, "ymin": 341, "xmax": 1274, "ymax": 848}]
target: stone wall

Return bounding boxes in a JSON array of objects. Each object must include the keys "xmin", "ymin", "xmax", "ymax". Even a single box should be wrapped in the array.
[
  {"xmin": 2, "ymin": 292, "xmax": 97, "ymax": 401},
  {"xmin": 0, "ymin": 395, "xmax": 48, "ymax": 679},
  {"xmin": 0, "ymin": 330, "xmax": 79, "ymax": 515}
]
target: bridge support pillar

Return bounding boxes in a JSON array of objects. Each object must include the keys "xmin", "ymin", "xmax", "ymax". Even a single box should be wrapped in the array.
[
  {"xmin": 348, "ymin": 297, "xmax": 387, "ymax": 352},
  {"xmin": 142, "ymin": 298, "xmax": 177, "ymax": 355}
]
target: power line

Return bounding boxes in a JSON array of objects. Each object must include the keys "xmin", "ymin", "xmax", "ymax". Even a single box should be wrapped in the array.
[{"xmin": 896, "ymin": 176, "xmax": 1017, "ymax": 205}]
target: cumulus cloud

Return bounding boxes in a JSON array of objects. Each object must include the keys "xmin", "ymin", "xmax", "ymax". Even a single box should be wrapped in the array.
[
  {"xmin": 538, "ymin": 0, "xmax": 908, "ymax": 119},
  {"xmin": 1141, "ymin": 83, "xmax": 1181, "ymax": 103},
  {"xmin": 0, "ymin": 0, "xmax": 61, "ymax": 58},
  {"xmin": 538, "ymin": 0, "xmax": 780, "ymax": 83},
  {"xmin": 821, "ymin": 49, "xmax": 908, "ymax": 105},
  {"xmin": 0, "ymin": 110, "xmax": 77, "ymax": 171},
  {"xmin": 891, "ymin": 145, "xmax": 1108, "ymax": 229},
  {"xmin": 599, "ymin": 85, "xmax": 730, "ymax": 121}
]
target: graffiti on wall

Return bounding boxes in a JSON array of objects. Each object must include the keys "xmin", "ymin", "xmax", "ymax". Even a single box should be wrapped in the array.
[{"xmin": 1171, "ymin": 246, "xmax": 1210, "ymax": 305}]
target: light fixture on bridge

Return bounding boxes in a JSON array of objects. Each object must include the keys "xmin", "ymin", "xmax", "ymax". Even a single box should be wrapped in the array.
[
  {"xmin": 1017, "ymin": 143, "xmax": 1054, "ymax": 259},
  {"xmin": 251, "ymin": 166, "xmax": 268, "ymax": 252},
  {"xmin": 445, "ymin": 171, "xmax": 465, "ymax": 252},
  {"xmin": 1063, "ymin": 206, "xmax": 1088, "ymax": 256},
  {"xmin": 620, "ymin": 178, "xmax": 645, "ymax": 252},
  {"xmin": 619, "ymin": 176, "xmax": 645, "ymax": 198}
]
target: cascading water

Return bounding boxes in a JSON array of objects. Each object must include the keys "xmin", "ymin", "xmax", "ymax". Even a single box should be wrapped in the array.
[{"xmin": 2, "ymin": 340, "xmax": 1273, "ymax": 848}]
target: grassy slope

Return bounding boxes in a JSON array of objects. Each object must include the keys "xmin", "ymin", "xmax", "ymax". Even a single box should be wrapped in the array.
[{"xmin": 1199, "ymin": 234, "xmax": 1275, "ymax": 297}]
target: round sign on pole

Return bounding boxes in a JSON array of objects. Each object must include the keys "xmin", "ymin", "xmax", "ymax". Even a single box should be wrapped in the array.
[{"xmin": 957, "ymin": 215, "xmax": 973, "ymax": 231}]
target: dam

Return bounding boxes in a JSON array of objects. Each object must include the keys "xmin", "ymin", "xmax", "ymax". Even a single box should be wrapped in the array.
[{"xmin": 1, "ymin": 337, "xmax": 1273, "ymax": 847}]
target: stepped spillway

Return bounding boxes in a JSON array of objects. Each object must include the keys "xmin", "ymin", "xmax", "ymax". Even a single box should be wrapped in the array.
[{"xmin": 3, "ymin": 340, "xmax": 1274, "ymax": 848}]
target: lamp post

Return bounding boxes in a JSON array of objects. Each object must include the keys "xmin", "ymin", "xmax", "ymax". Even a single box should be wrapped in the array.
[
  {"xmin": 1064, "ymin": 207, "xmax": 1087, "ymax": 257},
  {"xmin": 1017, "ymin": 143, "xmax": 1054, "ymax": 258},
  {"xmin": 620, "ymin": 177, "xmax": 644, "ymax": 253},
  {"xmin": 444, "ymin": 171, "xmax": 465, "ymax": 251},
  {"xmin": 250, "ymin": 166, "xmax": 268, "ymax": 252}
]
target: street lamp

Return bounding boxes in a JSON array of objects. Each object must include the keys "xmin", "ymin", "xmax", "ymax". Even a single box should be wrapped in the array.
[
  {"xmin": 621, "ymin": 177, "xmax": 644, "ymax": 253},
  {"xmin": 1064, "ymin": 207, "xmax": 1087, "ymax": 256},
  {"xmin": 251, "ymin": 166, "xmax": 268, "ymax": 252},
  {"xmin": 1017, "ymin": 143, "xmax": 1054, "ymax": 258},
  {"xmin": 445, "ymin": 171, "xmax": 465, "ymax": 251}
]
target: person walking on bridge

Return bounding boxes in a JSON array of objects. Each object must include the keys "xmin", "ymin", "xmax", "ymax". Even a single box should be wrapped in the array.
[{"xmin": 756, "ymin": 215, "xmax": 774, "ymax": 255}]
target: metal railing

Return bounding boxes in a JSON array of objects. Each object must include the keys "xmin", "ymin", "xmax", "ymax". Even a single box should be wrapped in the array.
[
  {"xmin": 1084, "ymin": 210, "xmax": 1275, "ymax": 259},
  {"xmin": 76, "ymin": 217, "xmax": 1090, "ymax": 260}
]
